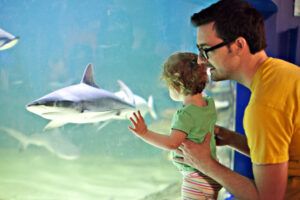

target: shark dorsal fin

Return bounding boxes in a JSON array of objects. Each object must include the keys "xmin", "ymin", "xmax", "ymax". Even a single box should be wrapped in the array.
[{"xmin": 81, "ymin": 63, "xmax": 99, "ymax": 88}]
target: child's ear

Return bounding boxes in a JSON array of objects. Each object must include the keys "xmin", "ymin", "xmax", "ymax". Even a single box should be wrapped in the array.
[{"xmin": 172, "ymin": 85, "xmax": 180, "ymax": 92}]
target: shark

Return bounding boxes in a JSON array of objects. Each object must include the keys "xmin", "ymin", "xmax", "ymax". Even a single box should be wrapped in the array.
[
  {"xmin": 26, "ymin": 63, "xmax": 136, "ymax": 130},
  {"xmin": 115, "ymin": 80, "xmax": 157, "ymax": 119},
  {"xmin": 95, "ymin": 80, "xmax": 157, "ymax": 131},
  {"xmin": 0, "ymin": 28, "xmax": 19, "ymax": 50},
  {"xmin": 0, "ymin": 126, "xmax": 79, "ymax": 160},
  {"xmin": 26, "ymin": 63, "xmax": 156, "ymax": 130}
]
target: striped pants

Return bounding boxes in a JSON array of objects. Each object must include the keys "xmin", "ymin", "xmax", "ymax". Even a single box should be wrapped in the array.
[{"xmin": 181, "ymin": 171, "xmax": 222, "ymax": 200}]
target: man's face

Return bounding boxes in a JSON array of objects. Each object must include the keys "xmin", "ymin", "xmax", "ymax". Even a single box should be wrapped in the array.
[{"xmin": 196, "ymin": 22, "xmax": 235, "ymax": 81}]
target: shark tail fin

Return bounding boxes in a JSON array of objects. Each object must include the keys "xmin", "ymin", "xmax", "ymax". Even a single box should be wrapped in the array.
[
  {"xmin": 44, "ymin": 121, "xmax": 68, "ymax": 131},
  {"xmin": 147, "ymin": 96, "xmax": 157, "ymax": 119}
]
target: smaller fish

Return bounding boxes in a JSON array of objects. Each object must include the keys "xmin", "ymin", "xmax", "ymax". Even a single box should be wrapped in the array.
[{"xmin": 0, "ymin": 28, "xmax": 19, "ymax": 50}]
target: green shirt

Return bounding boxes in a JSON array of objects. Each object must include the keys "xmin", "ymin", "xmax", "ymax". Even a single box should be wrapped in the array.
[{"xmin": 171, "ymin": 96, "xmax": 217, "ymax": 171}]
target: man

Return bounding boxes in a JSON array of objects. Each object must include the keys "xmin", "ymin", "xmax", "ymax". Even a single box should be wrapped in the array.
[{"xmin": 173, "ymin": 0, "xmax": 300, "ymax": 199}]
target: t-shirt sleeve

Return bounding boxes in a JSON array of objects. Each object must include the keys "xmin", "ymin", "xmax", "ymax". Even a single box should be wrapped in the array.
[
  {"xmin": 171, "ymin": 110, "xmax": 194, "ymax": 135},
  {"xmin": 244, "ymin": 103, "xmax": 292, "ymax": 164}
]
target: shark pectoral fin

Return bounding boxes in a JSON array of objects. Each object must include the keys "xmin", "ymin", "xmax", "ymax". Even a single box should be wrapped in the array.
[
  {"xmin": 0, "ymin": 37, "xmax": 19, "ymax": 50},
  {"xmin": 44, "ymin": 121, "xmax": 68, "ymax": 131},
  {"xmin": 97, "ymin": 120, "xmax": 112, "ymax": 132}
]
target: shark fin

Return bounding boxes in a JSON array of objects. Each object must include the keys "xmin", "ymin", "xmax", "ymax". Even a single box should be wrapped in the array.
[
  {"xmin": 97, "ymin": 120, "xmax": 112, "ymax": 131},
  {"xmin": 147, "ymin": 95, "xmax": 157, "ymax": 119},
  {"xmin": 0, "ymin": 37, "xmax": 19, "ymax": 50},
  {"xmin": 44, "ymin": 121, "xmax": 68, "ymax": 130},
  {"xmin": 117, "ymin": 80, "xmax": 135, "ymax": 105},
  {"xmin": 81, "ymin": 63, "xmax": 99, "ymax": 88}
]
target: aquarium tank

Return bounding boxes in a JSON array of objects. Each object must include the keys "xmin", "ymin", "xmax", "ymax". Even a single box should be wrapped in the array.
[{"xmin": 0, "ymin": 0, "xmax": 236, "ymax": 199}]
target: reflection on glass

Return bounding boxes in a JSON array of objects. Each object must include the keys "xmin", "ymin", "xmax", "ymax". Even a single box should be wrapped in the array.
[{"xmin": 206, "ymin": 79, "xmax": 236, "ymax": 200}]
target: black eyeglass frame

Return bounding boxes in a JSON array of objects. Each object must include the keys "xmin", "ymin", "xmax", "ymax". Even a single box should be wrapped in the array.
[{"xmin": 196, "ymin": 41, "xmax": 231, "ymax": 61}]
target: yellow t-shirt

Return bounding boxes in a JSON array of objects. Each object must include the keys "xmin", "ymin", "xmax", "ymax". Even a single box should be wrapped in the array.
[{"xmin": 244, "ymin": 58, "xmax": 300, "ymax": 175}]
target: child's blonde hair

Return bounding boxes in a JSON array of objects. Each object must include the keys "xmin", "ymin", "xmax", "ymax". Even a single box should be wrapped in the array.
[{"xmin": 161, "ymin": 52, "xmax": 208, "ymax": 95}]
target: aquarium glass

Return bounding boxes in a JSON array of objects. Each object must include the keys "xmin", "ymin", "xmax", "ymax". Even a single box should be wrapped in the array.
[{"xmin": 0, "ymin": 0, "xmax": 235, "ymax": 199}]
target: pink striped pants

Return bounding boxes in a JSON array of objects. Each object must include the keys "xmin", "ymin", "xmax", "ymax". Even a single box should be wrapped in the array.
[{"xmin": 181, "ymin": 171, "xmax": 222, "ymax": 200}]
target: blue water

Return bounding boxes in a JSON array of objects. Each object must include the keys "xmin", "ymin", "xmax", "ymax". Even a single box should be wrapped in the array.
[{"xmin": 0, "ymin": 1, "xmax": 236, "ymax": 199}]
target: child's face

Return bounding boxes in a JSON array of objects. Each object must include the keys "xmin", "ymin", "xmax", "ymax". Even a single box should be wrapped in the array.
[{"xmin": 168, "ymin": 85, "xmax": 181, "ymax": 102}]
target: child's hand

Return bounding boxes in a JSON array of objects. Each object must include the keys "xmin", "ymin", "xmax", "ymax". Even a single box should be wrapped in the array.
[{"xmin": 128, "ymin": 110, "xmax": 148, "ymax": 136}]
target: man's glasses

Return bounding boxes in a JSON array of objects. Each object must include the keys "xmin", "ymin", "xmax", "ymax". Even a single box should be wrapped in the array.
[{"xmin": 196, "ymin": 41, "xmax": 231, "ymax": 61}]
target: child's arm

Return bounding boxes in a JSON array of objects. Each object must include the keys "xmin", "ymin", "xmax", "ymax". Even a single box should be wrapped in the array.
[{"xmin": 128, "ymin": 110, "xmax": 186, "ymax": 150}]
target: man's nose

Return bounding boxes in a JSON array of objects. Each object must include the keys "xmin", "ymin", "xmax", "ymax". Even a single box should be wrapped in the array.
[{"xmin": 197, "ymin": 55, "xmax": 208, "ymax": 64}]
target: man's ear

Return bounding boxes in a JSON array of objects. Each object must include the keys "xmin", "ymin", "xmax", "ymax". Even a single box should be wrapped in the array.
[{"xmin": 234, "ymin": 37, "xmax": 248, "ymax": 55}]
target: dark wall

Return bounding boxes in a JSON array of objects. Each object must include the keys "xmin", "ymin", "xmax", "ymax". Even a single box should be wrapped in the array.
[{"xmin": 266, "ymin": 0, "xmax": 300, "ymax": 65}]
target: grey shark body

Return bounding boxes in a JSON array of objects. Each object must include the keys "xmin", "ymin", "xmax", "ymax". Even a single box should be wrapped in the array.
[{"xmin": 26, "ymin": 64, "xmax": 135, "ymax": 130}]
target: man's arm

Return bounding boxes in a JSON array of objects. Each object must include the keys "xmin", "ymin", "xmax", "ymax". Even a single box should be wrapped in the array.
[
  {"xmin": 175, "ymin": 133, "xmax": 259, "ymax": 200},
  {"xmin": 216, "ymin": 126, "xmax": 288, "ymax": 199},
  {"xmin": 253, "ymin": 162, "xmax": 288, "ymax": 200},
  {"xmin": 205, "ymin": 159, "xmax": 288, "ymax": 200},
  {"xmin": 215, "ymin": 125, "xmax": 250, "ymax": 156},
  {"xmin": 174, "ymin": 133, "xmax": 288, "ymax": 200}
]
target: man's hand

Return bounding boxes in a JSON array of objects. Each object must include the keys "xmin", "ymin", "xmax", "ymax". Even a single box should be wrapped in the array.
[
  {"xmin": 215, "ymin": 125, "xmax": 250, "ymax": 156},
  {"xmin": 214, "ymin": 125, "xmax": 233, "ymax": 146},
  {"xmin": 173, "ymin": 132, "xmax": 213, "ymax": 173}
]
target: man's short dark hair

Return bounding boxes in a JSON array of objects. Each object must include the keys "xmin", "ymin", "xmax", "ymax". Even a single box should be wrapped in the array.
[{"xmin": 191, "ymin": 0, "xmax": 267, "ymax": 54}]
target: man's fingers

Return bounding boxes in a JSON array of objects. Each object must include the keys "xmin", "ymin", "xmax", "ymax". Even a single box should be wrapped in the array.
[
  {"xmin": 175, "ymin": 148, "xmax": 183, "ymax": 156},
  {"xmin": 181, "ymin": 139, "xmax": 194, "ymax": 147},
  {"xmin": 214, "ymin": 125, "xmax": 220, "ymax": 134},
  {"xmin": 173, "ymin": 156, "xmax": 184, "ymax": 164}
]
